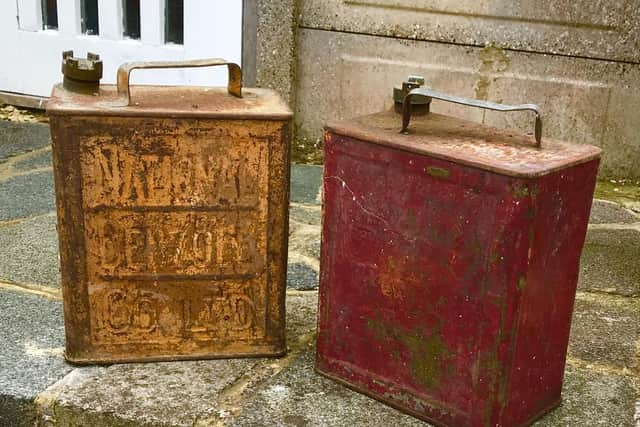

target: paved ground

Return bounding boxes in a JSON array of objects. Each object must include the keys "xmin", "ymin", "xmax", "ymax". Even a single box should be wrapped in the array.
[{"xmin": 0, "ymin": 120, "xmax": 638, "ymax": 426}]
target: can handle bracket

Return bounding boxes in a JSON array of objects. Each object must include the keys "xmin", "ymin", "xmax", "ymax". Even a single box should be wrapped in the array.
[
  {"xmin": 401, "ymin": 87, "xmax": 543, "ymax": 147},
  {"xmin": 116, "ymin": 58, "xmax": 242, "ymax": 106}
]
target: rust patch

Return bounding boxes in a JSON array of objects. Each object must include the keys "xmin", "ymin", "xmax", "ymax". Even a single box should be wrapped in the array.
[
  {"xmin": 49, "ymin": 113, "xmax": 291, "ymax": 363},
  {"xmin": 377, "ymin": 256, "xmax": 413, "ymax": 300},
  {"xmin": 47, "ymin": 84, "xmax": 292, "ymax": 120},
  {"xmin": 367, "ymin": 318, "xmax": 452, "ymax": 390},
  {"xmin": 425, "ymin": 166, "xmax": 451, "ymax": 179},
  {"xmin": 517, "ymin": 276, "xmax": 527, "ymax": 292},
  {"xmin": 488, "ymin": 251, "xmax": 501, "ymax": 265},
  {"xmin": 511, "ymin": 184, "xmax": 530, "ymax": 199}
]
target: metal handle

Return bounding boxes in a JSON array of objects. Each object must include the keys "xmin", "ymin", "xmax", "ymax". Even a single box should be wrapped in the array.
[
  {"xmin": 116, "ymin": 58, "xmax": 242, "ymax": 106},
  {"xmin": 402, "ymin": 87, "xmax": 543, "ymax": 147}
]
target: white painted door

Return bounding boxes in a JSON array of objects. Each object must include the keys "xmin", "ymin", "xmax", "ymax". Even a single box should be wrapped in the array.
[{"xmin": 0, "ymin": 1, "xmax": 242, "ymax": 98}]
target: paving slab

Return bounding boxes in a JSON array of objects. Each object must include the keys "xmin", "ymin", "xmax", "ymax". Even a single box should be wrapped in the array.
[
  {"xmin": 281, "ymin": 292, "xmax": 319, "ymax": 338},
  {"xmin": 594, "ymin": 181, "xmax": 640, "ymax": 214},
  {"xmin": 287, "ymin": 202, "xmax": 321, "ymax": 291},
  {"xmin": 290, "ymin": 164, "xmax": 322, "ymax": 205},
  {"xmin": 289, "ymin": 228, "xmax": 321, "ymax": 261},
  {"xmin": 534, "ymin": 365, "xmax": 639, "ymax": 427},
  {"xmin": 0, "ymin": 121, "xmax": 50, "ymax": 164},
  {"xmin": 579, "ymin": 228, "xmax": 640, "ymax": 297},
  {"xmin": 40, "ymin": 359, "xmax": 261, "ymax": 427},
  {"xmin": 589, "ymin": 199, "xmax": 640, "ymax": 224},
  {"xmin": 229, "ymin": 317, "xmax": 640, "ymax": 427},
  {"xmin": 289, "ymin": 204, "xmax": 321, "ymax": 226},
  {"xmin": 37, "ymin": 292, "xmax": 319, "ymax": 427},
  {"xmin": 569, "ymin": 293, "xmax": 640, "ymax": 374},
  {"xmin": 0, "ymin": 213, "xmax": 59, "ymax": 288},
  {"xmin": 0, "ymin": 289, "xmax": 71, "ymax": 427},
  {"xmin": 0, "ymin": 170, "xmax": 55, "ymax": 222},
  {"xmin": 227, "ymin": 346, "xmax": 426, "ymax": 427},
  {"xmin": 287, "ymin": 262, "xmax": 318, "ymax": 290},
  {"xmin": 13, "ymin": 147, "xmax": 52, "ymax": 172}
]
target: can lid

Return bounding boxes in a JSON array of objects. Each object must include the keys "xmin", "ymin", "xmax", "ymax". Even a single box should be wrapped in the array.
[
  {"xmin": 325, "ymin": 110, "xmax": 601, "ymax": 178},
  {"xmin": 47, "ymin": 84, "xmax": 292, "ymax": 120},
  {"xmin": 48, "ymin": 57, "xmax": 292, "ymax": 120}
]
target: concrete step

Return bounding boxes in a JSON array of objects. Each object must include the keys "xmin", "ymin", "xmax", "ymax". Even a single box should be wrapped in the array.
[{"xmin": 2, "ymin": 288, "xmax": 637, "ymax": 427}]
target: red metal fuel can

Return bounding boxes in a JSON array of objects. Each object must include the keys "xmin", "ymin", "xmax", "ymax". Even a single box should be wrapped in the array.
[{"xmin": 316, "ymin": 78, "xmax": 601, "ymax": 426}]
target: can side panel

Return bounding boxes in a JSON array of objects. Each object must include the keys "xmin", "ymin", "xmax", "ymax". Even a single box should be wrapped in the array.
[
  {"xmin": 54, "ymin": 116, "xmax": 289, "ymax": 362},
  {"xmin": 49, "ymin": 116, "xmax": 92, "ymax": 358},
  {"xmin": 471, "ymin": 179, "xmax": 535, "ymax": 427},
  {"xmin": 499, "ymin": 160, "xmax": 600, "ymax": 426},
  {"xmin": 317, "ymin": 132, "xmax": 534, "ymax": 426},
  {"xmin": 264, "ymin": 121, "xmax": 292, "ymax": 348}
]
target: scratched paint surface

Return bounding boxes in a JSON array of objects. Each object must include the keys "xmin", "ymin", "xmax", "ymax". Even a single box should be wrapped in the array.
[
  {"xmin": 48, "ymin": 112, "xmax": 290, "ymax": 363},
  {"xmin": 316, "ymin": 131, "xmax": 599, "ymax": 426}
]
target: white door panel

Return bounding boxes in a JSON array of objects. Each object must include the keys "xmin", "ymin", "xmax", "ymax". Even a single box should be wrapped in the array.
[
  {"xmin": 17, "ymin": 0, "xmax": 44, "ymax": 31},
  {"xmin": 0, "ymin": 1, "xmax": 242, "ymax": 97}
]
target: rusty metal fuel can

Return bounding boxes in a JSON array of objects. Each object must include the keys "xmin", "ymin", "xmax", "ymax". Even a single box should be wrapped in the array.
[
  {"xmin": 47, "ymin": 52, "xmax": 292, "ymax": 364},
  {"xmin": 316, "ymin": 78, "xmax": 601, "ymax": 426}
]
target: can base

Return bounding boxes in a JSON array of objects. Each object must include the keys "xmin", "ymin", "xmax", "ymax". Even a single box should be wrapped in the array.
[
  {"xmin": 315, "ymin": 365, "xmax": 561, "ymax": 427},
  {"xmin": 65, "ymin": 347, "xmax": 287, "ymax": 365}
]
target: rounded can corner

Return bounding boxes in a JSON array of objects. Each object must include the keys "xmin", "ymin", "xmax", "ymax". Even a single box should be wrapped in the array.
[
  {"xmin": 267, "ymin": 340, "xmax": 288, "ymax": 358},
  {"xmin": 269, "ymin": 347, "xmax": 288, "ymax": 358},
  {"xmin": 63, "ymin": 351, "xmax": 97, "ymax": 366}
]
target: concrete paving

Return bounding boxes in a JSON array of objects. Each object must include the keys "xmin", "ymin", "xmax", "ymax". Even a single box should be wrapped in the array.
[
  {"xmin": 589, "ymin": 199, "xmax": 640, "ymax": 225},
  {"xmin": 0, "ymin": 120, "xmax": 638, "ymax": 426},
  {"xmin": 37, "ymin": 293, "xmax": 318, "ymax": 427},
  {"xmin": 0, "ymin": 291, "xmax": 70, "ymax": 427},
  {"xmin": 0, "ymin": 122, "xmax": 50, "ymax": 164},
  {"xmin": 579, "ymin": 228, "xmax": 640, "ymax": 297},
  {"xmin": 0, "ymin": 214, "xmax": 60, "ymax": 288}
]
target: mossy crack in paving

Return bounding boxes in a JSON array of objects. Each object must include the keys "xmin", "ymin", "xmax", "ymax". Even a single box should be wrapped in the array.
[
  {"xmin": 566, "ymin": 356, "xmax": 640, "ymax": 379},
  {"xmin": 0, "ymin": 280, "xmax": 62, "ymax": 300},
  {"xmin": 202, "ymin": 330, "xmax": 317, "ymax": 426},
  {"xmin": 288, "ymin": 251, "xmax": 320, "ymax": 272},
  {"xmin": 588, "ymin": 222, "xmax": 640, "ymax": 232},
  {"xmin": 0, "ymin": 211, "xmax": 56, "ymax": 229},
  {"xmin": 0, "ymin": 145, "xmax": 52, "ymax": 181}
]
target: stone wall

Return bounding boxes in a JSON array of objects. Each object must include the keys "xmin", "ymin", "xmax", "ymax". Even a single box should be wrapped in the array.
[
  {"xmin": 253, "ymin": 0, "xmax": 298, "ymax": 108},
  {"xmin": 253, "ymin": 0, "xmax": 640, "ymax": 178}
]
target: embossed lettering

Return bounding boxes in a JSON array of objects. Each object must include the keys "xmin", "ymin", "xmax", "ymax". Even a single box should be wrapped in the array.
[
  {"xmin": 90, "ymin": 212, "xmax": 263, "ymax": 276},
  {"xmin": 185, "ymin": 289, "xmax": 257, "ymax": 333},
  {"xmin": 81, "ymin": 128, "xmax": 273, "ymax": 346},
  {"xmin": 88, "ymin": 144, "xmax": 260, "ymax": 206},
  {"xmin": 105, "ymin": 290, "xmax": 159, "ymax": 334},
  {"xmin": 192, "ymin": 231, "xmax": 214, "ymax": 265}
]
